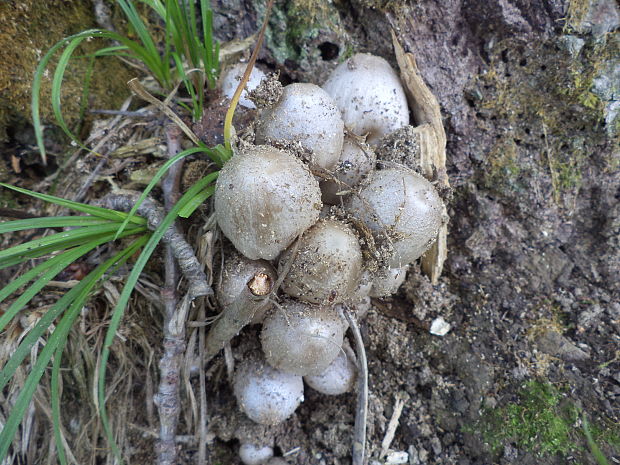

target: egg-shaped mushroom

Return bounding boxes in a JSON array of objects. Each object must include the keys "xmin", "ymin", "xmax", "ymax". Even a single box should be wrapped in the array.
[
  {"xmin": 255, "ymin": 83, "xmax": 344, "ymax": 170},
  {"xmin": 239, "ymin": 443, "xmax": 274, "ymax": 465},
  {"xmin": 323, "ymin": 53, "xmax": 409, "ymax": 145},
  {"xmin": 221, "ymin": 63, "xmax": 266, "ymax": 109},
  {"xmin": 346, "ymin": 167, "xmax": 443, "ymax": 267},
  {"xmin": 214, "ymin": 144, "xmax": 322, "ymax": 260},
  {"xmin": 320, "ymin": 134, "xmax": 376, "ymax": 205},
  {"xmin": 261, "ymin": 300, "xmax": 345, "ymax": 376},
  {"xmin": 279, "ymin": 219, "xmax": 363, "ymax": 305},
  {"xmin": 370, "ymin": 265, "xmax": 409, "ymax": 297},
  {"xmin": 304, "ymin": 348, "xmax": 356, "ymax": 396},
  {"xmin": 233, "ymin": 356, "xmax": 304, "ymax": 425}
]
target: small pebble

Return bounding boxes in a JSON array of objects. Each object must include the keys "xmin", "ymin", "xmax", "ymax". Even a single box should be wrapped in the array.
[
  {"xmin": 386, "ymin": 450, "xmax": 409, "ymax": 464},
  {"xmin": 430, "ymin": 316, "xmax": 451, "ymax": 336}
]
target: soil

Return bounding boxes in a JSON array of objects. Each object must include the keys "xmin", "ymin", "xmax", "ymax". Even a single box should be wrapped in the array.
[{"xmin": 0, "ymin": 0, "xmax": 618, "ymax": 464}]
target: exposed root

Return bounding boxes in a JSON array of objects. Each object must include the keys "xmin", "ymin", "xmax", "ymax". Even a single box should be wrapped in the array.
[
  {"xmin": 99, "ymin": 191, "xmax": 212, "ymax": 299},
  {"xmin": 343, "ymin": 308, "xmax": 368, "ymax": 465},
  {"xmin": 155, "ymin": 123, "xmax": 186, "ymax": 465}
]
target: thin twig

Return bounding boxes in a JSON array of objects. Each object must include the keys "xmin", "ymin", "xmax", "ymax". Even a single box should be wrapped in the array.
[
  {"xmin": 344, "ymin": 308, "xmax": 368, "ymax": 465},
  {"xmin": 89, "ymin": 109, "xmax": 152, "ymax": 117},
  {"xmin": 72, "ymin": 157, "xmax": 107, "ymax": 203},
  {"xmin": 127, "ymin": 79, "xmax": 202, "ymax": 147},
  {"xmin": 380, "ymin": 392, "xmax": 408, "ymax": 458},
  {"xmin": 155, "ymin": 124, "xmax": 187, "ymax": 465}
]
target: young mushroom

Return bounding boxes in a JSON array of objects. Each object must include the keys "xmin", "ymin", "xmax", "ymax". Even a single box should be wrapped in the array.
[
  {"xmin": 221, "ymin": 63, "xmax": 266, "ymax": 109},
  {"xmin": 233, "ymin": 356, "xmax": 304, "ymax": 426},
  {"xmin": 239, "ymin": 443, "xmax": 274, "ymax": 465},
  {"xmin": 370, "ymin": 265, "xmax": 409, "ymax": 298},
  {"xmin": 214, "ymin": 144, "xmax": 322, "ymax": 260},
  {"xmin": 304, "ymin": 346, "xmax": 357, "ymax": 396},
  {"xmin": 322, "ymin": 53, "xmax": 409, "ymax": 145},
  {"xmin": 255, "ymin": 83, "xmax": 344, "ymax": 170},
  {"xmin": 260, "ymin": 299, "xmax": 345, "ymax": 376},
  {"xmin": 279, "ymin": 218, "xmax": 363, "ymax": 305},
  {"xmin": 346, "ymin": 167, "xmax": 443, "ymax": 267},
  {"xmin": 320, "ymin": 133, "xmax": 376, "ymax": 205}
]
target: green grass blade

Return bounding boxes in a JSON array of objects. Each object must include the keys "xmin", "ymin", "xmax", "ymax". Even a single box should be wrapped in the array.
[
  {"xmin": 0, "ymin": 216, "xmax": 111, "ymax": 234},
  {"xmin": 0, "ymin": 223, "xmax": 145, "ymax": 261},
  {"xmin": 94, "ymin": 45, "xmax": 130, "ymax": 55},
  {"xmin": 0, "ymin": 224, "xmax": 144, "ymax": 333},
  {"xmin": 51, "ymin": 345, "xmax": 68, "ymax": 465},
  {"xmin": 583, "ymin": 415, "xmax": 611, "ymax": 465},
  {"xmin": 172, "ymin": 52, "xmax": 200, "ymax": 120},
  {"xmin": 201, "ymin": 0, "xmax": 217, "ymax": 88},
  {"xmin": 117, "ymin": 0, "xmax": 164, "ymax": 77},
  {"xmin": 32, "ymin": 29, "xmax": 105, "ymax": 163},
  {"xmin": 187, "ymin": 0, "xmax": 199, "ymax": 64},
  {"xmin": 0, "ymin": 236, "xmax": 148, "ymax": 461},
  {"xmin": 51, "ymin": 37, "xmax": 101, "ymax": 153},
  {"xmin": 0, "ymin": 227, "xmax": 149, "ymax": 333},
  {"xmin": 0, "ymin": 227, "xmax": 142, "ymax": 271},
  {"xmin": 177, "ymin": 184, "xmax": 215, "ymax": 218},
  {"xmin": 145, "ymin": 0, "xmax": 167, "ymax": 18},
  {"xmin": 97, "ymin": 173, "xmax": 217, "ymax": 461},
  {"xmin": 0, "ymin": 241, "xmax": 99, "ymax": 309},
  {"xmin": 167, "ymin": 0, "xmax": 194, "ymax": 65},
  {"xmin": 77, "ymin": 54, "xmax": 96, "ymax": 136},
  {"xmin": 113, "ymin": 147, "xmax": 208, "ymax": 239},
  {"xmin": 0, "ymin": 183, "xmax": 146, "ymax": 223}
]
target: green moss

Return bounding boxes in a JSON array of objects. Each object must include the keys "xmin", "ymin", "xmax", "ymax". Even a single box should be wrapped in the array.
[
  {"xmin": 470, "ymin": 32, "xmax": 617, "ymax": 205},
  {"xmin": 481, "ymin": 137, "xmax": 523, "ymax": 194},
  {"xmin": 256, "ymin": 0, "xmax": 343, "ymax": 64},
  {"xmin": 470, "ymin": 381, "xmax": 619, "ymax": 462},
  {"xmin": 482, "ymin": 381, "xmax": 576, "ymax": 456},
  {"xmin": 0, "ymin": 1, "xmax": 133, "ymax": 142}
]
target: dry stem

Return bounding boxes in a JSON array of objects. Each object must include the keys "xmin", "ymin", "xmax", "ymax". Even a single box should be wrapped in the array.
[{"xmin": 155, "ymin": 124, "xmax": 186, "ymax": 465}]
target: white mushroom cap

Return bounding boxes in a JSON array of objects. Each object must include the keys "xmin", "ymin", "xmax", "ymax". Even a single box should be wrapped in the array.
[
  {"xmin": 255, "ymin": 83, "xmax": 344, "ymax": 170},
  {"xmin": 369, "ymin": 265, "xmax": 409, "ymax": 297},
  {"xmin": 279, "ymin": 219, "xmax": 363, "ymax": 305},
  {"xmin": 346, "ymin": 168, "xmax": 443, "ymax": 267},
  {"xmin": 261, "ymin": 300, "xmax": 345, "ymax": 376},
  {"xmin": 304, "ymin": 348, "xmax": 356, "ymax": 395},
  {"xmin": 321, "ymin": 134, "xmax": 376, "ymax": 205},
  {"xmin": 214, "ymin": 145, "xmax": 322, "ymax": 260},
  {"xmin": 239, "ymin": 443, "xmax": 274, "ymax": 465},
  {"xmin": 323, "ymin": 53, "xmax": 409, "ymax": 145},
  {"xmin": 221, "ymin": 63, "xmax": 266, "ymax": 109},
  {"xmin": 234, "ymin": 357, "xmax": 304, "ymax": 426}
]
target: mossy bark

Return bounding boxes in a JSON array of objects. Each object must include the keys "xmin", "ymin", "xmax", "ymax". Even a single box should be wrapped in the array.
[{"xmin": 0, "ymin": 0, "xmax": 133, "ymax": 142}]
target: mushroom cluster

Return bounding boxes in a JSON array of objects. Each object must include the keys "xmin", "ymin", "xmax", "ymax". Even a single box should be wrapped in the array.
[{"xmin": 214, "ymin": 54, "xmax": 445, "ymax": 464}]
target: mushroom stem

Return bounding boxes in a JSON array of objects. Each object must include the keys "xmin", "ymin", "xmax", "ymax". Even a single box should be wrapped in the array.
[{"xmin": 205, "ymin": 272, "xmax": 273, "ymax": 362}]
